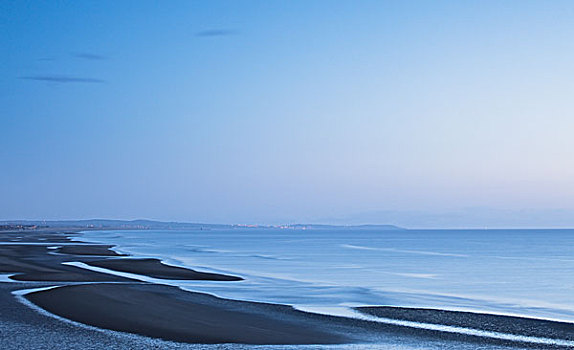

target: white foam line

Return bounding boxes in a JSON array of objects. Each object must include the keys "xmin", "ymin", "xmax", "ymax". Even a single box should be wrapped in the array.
[
  {"xmin": 390, "ymin": 272, "xmax": 438, "ymax": 279},
  {"xmin": 0, "ymin": 274, "xmax": 19, "ymax": 282},
  {"xmin": 12, "ymin": 286, "xmax": 78, "ymax": 325},
  {"xmin": 366, "ymin": 287, "xmax": 574, "ymax": 323},
  {"xmin": 12, "ymin": 285, "xmax": 62, "ymax": 296},
  {"xmin": 340, "ymin": 244, "xmax": 468, "ymax": 257},
  {"xmin": 401, "ymin": 305, "xmax": 574, "ymax": 325},
  {"xmin": 62, "ymin": 262, "xmax": 158, "ymax": 283},
  {"xmin": 63, "ymin": 261, "xmax": 244, "ymax": 286},
  {"xmin": 63, "ymin": 262, "xmax": 249, "ymax": 303},
  {"xmin": 295, "ymin": 306, "xmax": 574, "ymax": 347}
]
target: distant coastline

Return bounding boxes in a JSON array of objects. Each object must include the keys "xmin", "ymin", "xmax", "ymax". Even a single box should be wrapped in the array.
[{"xmin": 0, "ymin": 219, "xmax": 405, "ymax": 232}]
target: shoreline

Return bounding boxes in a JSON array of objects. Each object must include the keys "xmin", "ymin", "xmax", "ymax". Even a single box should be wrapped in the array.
[
  {"xmin": 85, "ymin": 258, "xmax": 243, "ymax": 281},
  {"xmin": 357, "ymin": 306, "xmax": 574, "ymax": 341},
  {"xmin": 73, "ymin": 229, "xmax": 574, "ymax": 326},
  {"xmin": 1, "ymin": 228, "xmax": 573, "ymax": 348},
  {"xmin": 23, "ymin": 283, "xmax": 350, "ymax": 345}
]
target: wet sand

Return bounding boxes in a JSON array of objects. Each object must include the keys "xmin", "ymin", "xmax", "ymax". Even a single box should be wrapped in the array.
[
  {"xmin": 25, "ymin": 283, "xmax": 347, "ymax": 344},
  {"xmin": 19, "ymin": 281, "xmax": 574, "ymax": 348},
  {"xmin": 357, "ymin": 306, "xmax": 574, "ymax": 341},
  {"xmin": 86, "ymin": 258, "xmax": 243, "ymax": 281},
  {"xmin": 55, "ymin": 244, "xmax": 126, "ymax": 256},
  {"xmin": 2, "ymin": 228, "xmax": 574, "ymax": 348},
  {"xmin": 0, "ymin": 244, "xmax": 135, "ymax": 282}
]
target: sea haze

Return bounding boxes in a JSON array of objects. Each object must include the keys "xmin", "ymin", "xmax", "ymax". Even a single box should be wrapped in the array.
[{"xmin": 75, "ymin": 228, "xmax": 574, "ymax": 322}]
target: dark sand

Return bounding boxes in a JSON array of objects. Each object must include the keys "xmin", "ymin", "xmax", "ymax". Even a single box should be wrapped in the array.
[
  {"xmin": 0, "ymin": 245, "xmax": 135, "ymax": 282},
  {"xmin": 55, "ymin": 244, "xmax": 126, "ymax": 256},
  {"xmin": 3, "ymin": 283, "xmax": 542, "ymax": 350},
  {"xmin": 25, "ymin": 283, "xmax": 346, "ymax": 344},
  {"xmin": 86, "ymin": 258, "xmax": 243, "ymax": 281},
  {"xmin": 357, "ymin": 306, "xmax": 574, "ymax": 341},
  {"xmin": 0, "ymin": 230, "xmax": 74, "ymax": 243},
  {"xmin": 2, "ymin": 229, "xmax": 574, "ymax": 348},
  {"xmin": 21, "ymin": 282, "xmax": 574, "ymax": 348},
  {"xmin": 0, "ymin": 282, "xmax": 194, "ymax": 350}
]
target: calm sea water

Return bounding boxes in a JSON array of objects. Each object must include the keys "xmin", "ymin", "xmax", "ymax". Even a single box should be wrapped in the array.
[{"xmin": 77, "ymin": 228, "xmax": 574, "ymax": 322}]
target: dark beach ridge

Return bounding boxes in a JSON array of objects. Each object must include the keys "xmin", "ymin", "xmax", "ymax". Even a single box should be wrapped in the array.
[
  {"xmin": 357, "ymin": 306, "xmax": 574, "ymax": 341},
  {"xmin": 1, "ymin": 228, "xmax": 574, "ymax": 349},
  {"xmin": 85, "ymin": 258, "xmax": 243, "ymax": 281},
  {"xmin": 55, "ymin": 244, "xmax": 127, "ymax": 257},
  {"xmin": 24, "ymin": 283, "xmax": 346, "ymax": 344}
]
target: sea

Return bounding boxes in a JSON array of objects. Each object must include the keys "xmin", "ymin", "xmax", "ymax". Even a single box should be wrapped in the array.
[{"xmin": 75, "ymin": 227, "xmax": 574, "ymax": 324}]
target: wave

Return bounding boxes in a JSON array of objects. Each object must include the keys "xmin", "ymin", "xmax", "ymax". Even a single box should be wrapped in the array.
[{"xmin": 340, "ymin": 244, "xmax": 468, "ymax": 257}]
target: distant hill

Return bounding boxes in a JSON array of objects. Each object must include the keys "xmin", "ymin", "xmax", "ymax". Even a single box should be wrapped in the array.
[{"xmin": 0, "ymin": 220, "xmax": 404, "ymax": 231}]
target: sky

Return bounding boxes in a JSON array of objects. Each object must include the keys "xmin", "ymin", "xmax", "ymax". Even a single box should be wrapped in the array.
[{"xmin": 2, "ymin": 1, "xmax": 574, "ymax": 228}]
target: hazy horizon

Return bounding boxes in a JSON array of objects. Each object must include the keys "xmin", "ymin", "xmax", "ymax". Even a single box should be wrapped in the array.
[
  {"xmin": 3, "ymin": 1, "xmax": 574, "ymax": 228},
  {"xmin": 6, "ymin": 208, "xmax": 574, "ymax": 230}
]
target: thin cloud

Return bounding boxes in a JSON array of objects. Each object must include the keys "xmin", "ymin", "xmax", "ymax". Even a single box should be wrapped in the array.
[
  {"xmin": 20, "ymin": 75, "xmax": 105, "ymax": 83},
  {"xmin": 73, "ymin": 52, "xmax": 107, "ymax": 60},
  {"xmin": 195, "ymin": 29, "xmax": 237, "ymax": 37}
]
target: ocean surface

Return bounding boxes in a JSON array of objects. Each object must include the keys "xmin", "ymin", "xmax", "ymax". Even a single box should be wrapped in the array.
[{"xmin": 76, "ymin": 228, "xmax": 574, "ymax": 323}]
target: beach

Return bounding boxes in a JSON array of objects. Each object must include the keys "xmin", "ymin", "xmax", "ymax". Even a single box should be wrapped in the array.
[{"xmin": 1, "ymin": 228, "xmax": 573, "ymax": 349}]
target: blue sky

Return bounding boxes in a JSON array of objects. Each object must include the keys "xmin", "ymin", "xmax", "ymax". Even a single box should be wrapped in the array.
[{"xmin": 2, "ymin": 1, "xmax": 574, "ymax": 227}]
